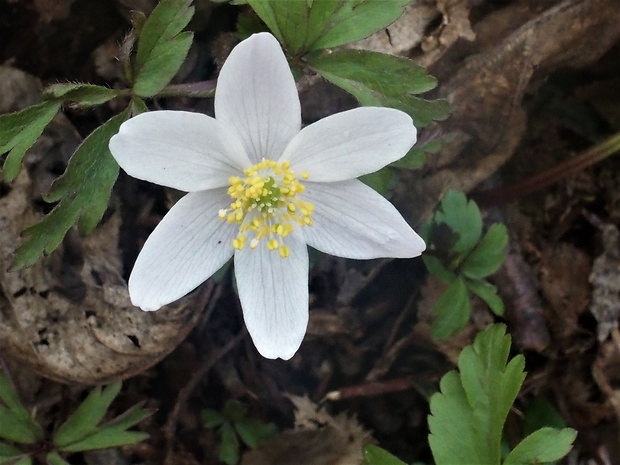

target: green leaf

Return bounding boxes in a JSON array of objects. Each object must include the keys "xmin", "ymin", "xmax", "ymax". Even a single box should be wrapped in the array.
[
  {"xmin": 234, "ymin": 419, "xmax": 277, "ymax": 448},
  {"xmin": 59, "ymin": 429, "xmax": 149, "ymax": 452},
  {"xmin": 466, "ymin": 279, "xmax": 504, "ymax": 316},
  {"xmin": 42, "ymin": 84, "xmax": 119, "ymax": 107},
  {"xmin": 13, "ymin": 109, "xmax": 128, "ymax": 270},
  {"xmin": 435, "ymin": 191, "xmax": 483, "ymax": 256},
  {"xmin": 10, "ymin": 457, "xmax": 32, "ymax": 465},
  {"xmin": 461, "ymin": 223, "xmax": 509, "ymax": 279},
  {"xmin": 359, "ymin": 167, "xmax": 398, "ymax": 198},
  {"xmin": 100, "ymin": 403, "xmax": 153, "ymax": 432},
  {"xmin": 0, "ymin": 442, "xmax": 23, "ymax": 461},
  {"xmin": 0, "ymin": 373, "xmax": 31, "ymax": 422},
  {"xmin": 429, "ymin": 324, "xmax": 526, "ymax": 465},
  {"xmin": 361, "ymin": 444, "xmax": 407, "ymax": 465},
  {"xmin": 422, "ymin": 254, "xmax": 457, "ymax": 283},
  {"xmin": 45, "ymin": 452, "xmax": 70, "ymax": 465},
  {"xmin": 133, "ymin": 0, "xmax": 194, "ymax": 97},
  {"xmin": 523, "ymin": 399, "xmax": 567, "ymax": 435},
  {"xmin": 504, "ymin": 428, "xmax": 576, "ymax": 465},
  {"xmin": 218, "ymin": 422, "xmax": 240, "ymax": 465},
  {"xmin": 54, "ymin": 382, "xmax": 122, "ymax": 448},
  {"xmin": 222, "ymin": 400, "xmax": 248, "ymax": 423},
  {"xmin": 431, "ymin": 277, "xmax": 471, "ymax": 339},
  {"xmin": 202, "ymin": 409, "xmax": 226, "ymax": 428},
  {"xmin": 0, "ymin": 406, "xmax": 42, "ymax": 444},
  {"xmin": 391, "ymin": 137, "xmax": 447, "ymax": 171},
  {"xmin": 308, "ymin": 49, "xmax": 448, "ymax": 127},
  {"xmin": 1, "ymin": 101, "xmax": 61, "ymax": 181},
  {"xmin": 248, "ymin": 0, "xmax": 409, "ymax": 54}
]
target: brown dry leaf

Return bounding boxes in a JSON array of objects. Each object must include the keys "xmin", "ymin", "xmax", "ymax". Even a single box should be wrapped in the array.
[
  {"xmin": 0, "ymin": 66, "xmax": 202, "ymax": 384},
  {"xmin": 241, "ymin": 396, "xmax": 372, "ymax": 465},
  {"xmin": 539, "ymin": 242, "xmax": 591, "ymax": 341},
  {"xmin": 402, "ymin": 0, "xmax": 620, "ymax": 224}
]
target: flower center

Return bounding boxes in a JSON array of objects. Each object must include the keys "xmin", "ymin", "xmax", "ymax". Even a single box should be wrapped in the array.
[{"xmin": 218, "ymin": 159, "xmax": 314, "ymax": 257}]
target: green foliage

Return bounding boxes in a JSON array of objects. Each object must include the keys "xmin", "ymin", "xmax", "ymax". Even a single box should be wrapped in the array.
[
  {"xmin": 308, "ymin": 49, "xmax": 449, "ymax": 128},
  {"xmin": 202, "ymin": 400, "xmax": 277, "ymax": 465},
  {"xmin": 42, "ymin": 84, "xmax": 120, "ymax": 108},
  {"xmin": 0, "ymin": 373, "xmax": 43, "ymax": 446},
  {"xmin": 12, "ymin": 109, "xmax": 129, "ymax": 270},
  {"xmin": 248, "ymin": 0, "xmax": 409, "ymax": 55},
  {"xmin": 428, "ymin": 324, "xmax": 576, "ymax": 465},
  {"xmin": 0, "ymin": 373, "xmax": 149, "ymax": 463},
  {"xmin": 0, "ymin": 101, "xmax": 61, "ymax": 181},
  {"xmin": 361, "ymin": 444, "xmax": 407, "ymax": 465},
  {"xmin": 423, "ymin": 191, "xmax": 509, "ymax": 338},
  {"xmin": 132, "ymin": 0, "xmax": 195, "ymax": 97},
  {"xmin": 53, "ymin": 381, "xmax": 151, "ymax": 452}
]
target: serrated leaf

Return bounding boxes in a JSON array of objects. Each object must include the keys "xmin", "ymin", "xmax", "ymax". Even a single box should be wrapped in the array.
[
  {"xmin": 59, "ymin": 429, "xmax": 149, "ymax": 452},
  {"xmin": 391, "ymin": 137, "xmax": 446, "ymax": 171},
  {"xmin": 13, "ymin": 109, "xmax": 128, "ymax": 270},
  {"xmin": 43, "ymin": 84, "xmax": 119, "ymax": 107},
  {"xmin": 133, "ymin": 0, "xmax": 194, "ymax": 97},
  {"xmin": 462, "ymin": 223, "xmax": 509, "ymax": 279},
  {"xmin": 202, "ymin": 409, "xmax": 226, "ymax": 428},
  {"xmin": 0, "ymin": 372, "xmax": 31, "ymax": 421},
  {"xmin": 309, "ymin": 49, "xmax": 448, "ymax": 127},
  {"xmin": 429, "ymin": 371, "xmax": 480, "ymax": 463},
  {"xmin": 429, "ymin": 324, "xmax": 526, "ymax": 465},
  {"xmin": 218, "ymin": 422, "xmax": 240, "ymax": 465},
  {"xmin": 431, "ymin": 277, "xmax": 471, "ymax": 339},
  {"xmin": 459, "ymin": 325, "xmax": 526, "ymax": 463},
  {"xmin": 54, "ymin": 382, "xmax": 122, "ymax": 448},
  {"xmin": 234, "ymin": 419, "xmax": 277, "ymax": 448},
  {"xmin": 1, "ymin": 101, "xmax": 61, "ymax": 181},
  {"xmin": 435, "ymin": 191, "xmax": 483, "ymax": 256},
  {"xmin": 0, "ymin": 406, "xmax": 42, "ymax": 444},
  {"xmin": 361, "ymin": 444, "xmax": 407, "ymax": 465},
  {"xmin": 504, "ymin": 427, "xmax": 576, "ymax": 464},
  {"xmin": 466, "ymin": 279, "xmax": 504, "ymax": 316},
  {"xmin": 45, "ymin": 452, "xmax": 70, "ymax": 465},
  {"xmin": 248, "ymin": 0, "xmax": 409, "ymax": 54}
]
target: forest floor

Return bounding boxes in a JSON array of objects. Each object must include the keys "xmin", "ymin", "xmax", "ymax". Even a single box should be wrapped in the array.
[{"xmin": 1, "ymin": 0, "xmax": 620, "ymax": 464}]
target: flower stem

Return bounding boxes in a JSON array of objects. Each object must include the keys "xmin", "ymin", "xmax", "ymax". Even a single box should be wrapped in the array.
[
  {"xmin": 474, "ymin": 132, "xmax": 620, "ymax": 207},
  {"xmin": 156, "ymin": 81, "xmax": 216, "ymax": 98}
]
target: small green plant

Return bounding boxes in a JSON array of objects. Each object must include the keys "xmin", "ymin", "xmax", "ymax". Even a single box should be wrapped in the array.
[
  {"xmin": 423, "ymin": 190, "xmax": 509, "ymax": 338},
  {"xmin": 0, "ymin": 371, "xmax": 151, "ymax": 465},
  {"xmin": 201, "ymin": 400, "xmax": 277, "ymax": 465},
  {"xmin": 428, "ymin": 324, "xmax": 576, "ymax": 464}
]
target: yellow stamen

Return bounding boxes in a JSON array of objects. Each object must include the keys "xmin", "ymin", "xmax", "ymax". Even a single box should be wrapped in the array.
[{"xmin": 218, "ymin": 158, "xmax": 314, "ymax": 258}]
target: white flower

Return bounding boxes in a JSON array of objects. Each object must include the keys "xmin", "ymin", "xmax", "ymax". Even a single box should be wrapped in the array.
[{"xmin": 109, "ymin": 32, "xmax": 425, "ymax": 360}]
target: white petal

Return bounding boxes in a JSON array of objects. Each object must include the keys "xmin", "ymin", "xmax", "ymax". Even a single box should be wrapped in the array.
[
  {"xmin": 280, "ymin": 107, "xmax": 416, "ymax": 182},
  {"xmin": 234, "ymin": 235, "xmax": 309, "ymax": 359},
  {"xmin": 110, "ymin": 111, "xmax": 250, "ymax": 191},
  {"xmin": 215, "ymin": 33, "xmax": 301, "ymax": 163},
  {"xmin": 302, "ymin": 180, "xmax": 426, "ymax": 259},
  {"xmin": 129, "ymin": 189, "xmax": 236, "ymax": 310}
]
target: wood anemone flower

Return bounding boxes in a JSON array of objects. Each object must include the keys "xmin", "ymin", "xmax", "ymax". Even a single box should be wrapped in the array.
[{"xmin": 109, "ymin": 32, "xmax": 425, "ymax": 360}]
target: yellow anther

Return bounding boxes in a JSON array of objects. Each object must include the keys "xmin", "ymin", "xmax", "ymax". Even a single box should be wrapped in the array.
[
  {"xmin": 279, "ymin": 245, "xmax": 290, "ymax": 258},
  {"xmin": 219, "ymin": 158, "xmax": 315, "ymax": 257}
]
